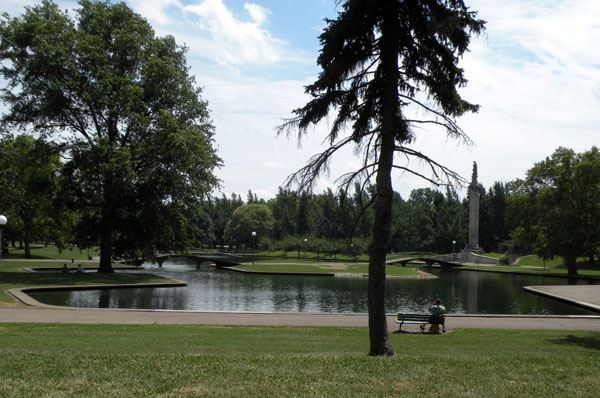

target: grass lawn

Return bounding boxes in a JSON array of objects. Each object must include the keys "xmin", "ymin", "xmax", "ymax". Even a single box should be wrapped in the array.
[
  {"xmin": 0, "ymin": 324, "xmax": 598, "ymax": 397},
  {"xmin": 460, "ymin": 255, "xmax": 600, "ymax": 278},
  {"xmin": 232, "ymin": 261, "xmax": 420, "ymax": 276},
  {"xmin": 252, "ymin": 250, "xmax": 370, "ymax": 262},
  {"xmin": 3, "ymin": 244, "xmax": 100, "ymax": 260}
]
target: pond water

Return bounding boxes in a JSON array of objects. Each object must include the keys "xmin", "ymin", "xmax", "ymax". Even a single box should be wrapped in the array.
[{"xmin": 29, "ymin": 258, "xmax": 598, "ymax": 315}]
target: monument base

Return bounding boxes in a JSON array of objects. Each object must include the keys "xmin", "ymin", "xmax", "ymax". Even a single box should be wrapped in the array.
[{"xmin": 462, "ymin": 246, "xmax": 483, "ymax": 254}]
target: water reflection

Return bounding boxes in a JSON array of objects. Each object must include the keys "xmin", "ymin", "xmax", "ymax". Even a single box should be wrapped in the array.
[{"xmin": 29, "ymin": 258, "xmax": 598, "ymax": 315}]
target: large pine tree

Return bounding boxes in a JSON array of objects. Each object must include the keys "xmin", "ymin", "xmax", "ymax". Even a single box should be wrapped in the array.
[{"xmin": 280, "ymin": 0, "xmax": 484, "ymax": 356}]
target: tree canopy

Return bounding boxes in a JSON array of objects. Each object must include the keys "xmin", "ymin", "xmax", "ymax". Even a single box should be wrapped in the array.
[
  {"xmin": 0, "ymin": 135, "xmax": 65, "ymax": 256},
  {"xmin": 224, "ymin": 204, "xmax": 275, "ymax": 248},
  {"xmin": 279, "ymin": 0, "xmax": 484, "ymax": 356},
  {"xmin": 0, "ymin": 0, "xmax": 221, "ymax": 271},
  {"xmin": 506, "ymin": 147, "xmax": 600, "ymax": 275}
]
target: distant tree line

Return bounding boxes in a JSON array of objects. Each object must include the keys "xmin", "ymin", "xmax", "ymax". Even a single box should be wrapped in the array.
[
  {"xmin": 201, "ymin": 183, "xmax": 510, "ymax": 256},
  {"xmin": 7, "ymin": 134, "xmax": 600, "ymax": 278}
]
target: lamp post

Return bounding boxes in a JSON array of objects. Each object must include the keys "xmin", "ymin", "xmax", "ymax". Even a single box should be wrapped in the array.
[
  {"xmin": 251, "ymin": 231, "xmax": 256, "ymax": 264},
  {"xmin": 87, "ymin": 236, "xmax": 91, "ymax": 260},
  {"xmin": 452, "ymin": 240, "xmax": 456, "ymax": 261},
  {"xmin": 0, "ymin": 215, "xmax": 7, "ymax": 260},
  {"xmin": 303, "ymin": 238, "xmax": 308, "ymax": 258}
]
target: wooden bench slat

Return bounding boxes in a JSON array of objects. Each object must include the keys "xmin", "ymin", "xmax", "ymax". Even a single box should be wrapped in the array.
[{"xmin": 394, "ymin": 313, "xmax": 446, "ymax": 332}]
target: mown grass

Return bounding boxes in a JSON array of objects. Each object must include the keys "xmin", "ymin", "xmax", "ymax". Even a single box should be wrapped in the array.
[
  {"xmin": 516, "ymin": 255, "xmax": 566, "ymax": 268},
  {"xmin": 0, "ymin": 324, "xmax": 598, "ymax": 397},
  {"xmin": 461, "ymin": 255, "xmax": 600, "ymax": 278},
  {"xmin": 253, "ymin": 249, "xmax": 370, "ymax": 262},
  {"xmin": 3, "ymin": 244, "xmax": 100, "ymax": 260},
  {"xmin": 232, "ymin": 262, "xmax": 419, "ymax": 276}
]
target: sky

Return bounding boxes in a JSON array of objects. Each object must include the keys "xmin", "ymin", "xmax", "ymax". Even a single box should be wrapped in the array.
[{"xmin": 2, "ymin": 0, "xmax": 600, "ymax": 201}]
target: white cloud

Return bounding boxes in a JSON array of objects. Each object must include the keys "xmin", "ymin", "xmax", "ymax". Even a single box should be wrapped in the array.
[
  {"xmin": 180, "ymin": 0, "xmax": 286, "ymax": 65},
  {"xmin": 128, "ymin": 0, "xmax": 178, "ymax": 26},
  {"xmin": 421, "ymin": 0, "xmax": 600, "ymax": 196},
  {"xmin": 244, "ymin": 3, "xmax": 270, "ymax": 25},
  {"xmin": 261, "ymin": 161, "xmax": 285, "ymax": 170}
]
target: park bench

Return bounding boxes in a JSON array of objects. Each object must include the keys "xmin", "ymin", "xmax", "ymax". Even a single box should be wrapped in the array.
[{"xmin": 395, "ymin": 313, "xmax": 446, "ymax": 333}]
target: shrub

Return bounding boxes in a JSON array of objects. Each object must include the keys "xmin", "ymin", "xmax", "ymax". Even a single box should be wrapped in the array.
[{"xmin": 499, "ymin": 255, "xmax": 511, "ymax": 265}]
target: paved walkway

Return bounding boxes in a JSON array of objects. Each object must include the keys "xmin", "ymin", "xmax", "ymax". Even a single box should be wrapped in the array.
[
  {"xmin": 0, "ymin": 307, "xmax": 598, "ymax": 331},
  {"xmin": 525, "ymin": 285, "xmax": 600, "ymax": 312}
]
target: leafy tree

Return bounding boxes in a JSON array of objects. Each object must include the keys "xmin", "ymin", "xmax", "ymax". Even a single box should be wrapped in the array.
[
  {"xmin": 224, "ymin": 204, "xmax": 274, "ymax": 248},
  {"xmin": 479, "ymin": 182, "xmax": 508, "ymax": 252},
  {"xmin": 268, "ymin": 188, "xmax": 298, "ymax": 239},
  {"xmin": 205, "ymin": 193, "xmax": 245, "ymax": 247},
  {"xmin": 352, "ymin": 182, "xmax": 375, "ymax": 238},
  {"xmin": 278, "ymin": 0, "xmax": 484, "ymax": 355},
  {"xmin": 296, "ymin": 193, "xmax": 311, "ymax": 236},
  {"xmin": 0, "ymin": 135, "xmax": 64, "ymax": 257},
  {"xmin": 190, "ymin": 210, "xmax": 216, "ymax": 248},
  {"xmin": 0, "ymin": 0, "xmax": 221, "ymax": 271},
  {"xmin": 506, "ymin": 147, "xmax": 600, "ymax": 275}
]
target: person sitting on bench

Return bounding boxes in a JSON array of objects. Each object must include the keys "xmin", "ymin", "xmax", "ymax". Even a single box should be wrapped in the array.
[{"xmin": 427, "ymin": 299, "xmax": 445, "ymax": 332}]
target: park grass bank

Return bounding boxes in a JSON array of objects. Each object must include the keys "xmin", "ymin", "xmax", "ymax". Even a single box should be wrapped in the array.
[
  {"xmin": 230, "ymin": 262, "xmax": 422, "ymax": 277},
  {"xmin": 0, "ymin": 260, "xmax": 179, "ymax": 306},
  {"xmin": 0, "ymin": 324, "xmax": 598, "ymax": 397}
]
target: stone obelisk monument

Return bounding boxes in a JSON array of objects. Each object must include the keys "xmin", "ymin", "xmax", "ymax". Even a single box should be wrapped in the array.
[{"xmin": 465, "ymin": 162, "xmax": 483, "ymax": 253}]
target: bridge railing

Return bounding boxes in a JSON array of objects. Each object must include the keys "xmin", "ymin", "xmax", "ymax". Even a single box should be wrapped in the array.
[{"xmin": 432, "ymin": 252, "xmax": 498, "ymax": 265}]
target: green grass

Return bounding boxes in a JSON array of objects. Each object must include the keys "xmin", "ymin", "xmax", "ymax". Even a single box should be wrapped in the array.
[
  {"xmin": 516, "ymin": 255, "xmax": 565, "ymax": 268},
  {"xmin": 461, "ymin": 254, "xmax": 600, "ymax": 277},
  {"xmin": 3, "ymin": 244, "xmax": 100, "ymax": 260},
  {"xmin": 0, "ymin": 324, "xmax": 598, "ymax": 397},
  {"xmin": 232, "ymin": 262, "xmax": 420, "ymax": 276},
  {"xmin": 482, "ymin": 252, "xmax": 505, "ymax": 259},
  {"xmin": 253, "ymin": 250, "xmax": 370, "ymax": 261}
]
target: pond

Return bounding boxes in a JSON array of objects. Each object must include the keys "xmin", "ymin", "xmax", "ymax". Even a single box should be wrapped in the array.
[{"xmin": 29, "ymin": 258, "xmax": 598, "ymax": 315}]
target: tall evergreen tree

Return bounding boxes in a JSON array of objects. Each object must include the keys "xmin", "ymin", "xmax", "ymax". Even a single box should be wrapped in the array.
[{"xmin": 279, "ymin": 0, "xmax": 484, "ymax": 355}]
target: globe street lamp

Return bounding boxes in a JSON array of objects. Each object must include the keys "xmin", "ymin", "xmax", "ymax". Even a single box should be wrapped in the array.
[
  {"xmin": 251, "ymin": 231, "xmax": 257, "ymax": 264},
  {"xmin": 452, "ymin": 240, "xmax": 457, "ymax": 261},
  {"xmin": 0, "ymin": 215, "xmax": 7, "ymax": 260},
  {"xmin": 303, "ymin": 238, "xmax": 308, "ymax": 258}
]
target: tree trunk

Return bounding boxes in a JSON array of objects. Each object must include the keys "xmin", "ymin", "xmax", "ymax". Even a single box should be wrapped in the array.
[
  {"xmin": 24, "ymin": 229, "xmax": 31, "ymax": 259},
  {"xmin": 367, "ymin": 137, "xmax": 395, "ymax": 357},
  {"xmin": 564, "ymin": 255, "xmax": 578, "ymax": 276},
  {"xmin": 366, "ymin": 2, "xmax": 400, "ymax": 357},
  {"xmin": 98, "ymin": 180, "xmax": 115, "ymax": 273}
]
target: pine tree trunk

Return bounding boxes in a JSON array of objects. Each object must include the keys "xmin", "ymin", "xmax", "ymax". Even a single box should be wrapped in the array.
[
  {"xmin": 367, "ymin": 1, "xmax": 400, "ymax": 357},
  {"xmin": 367, "ymin": 137, "xmax": 395, "ymax": 357}
]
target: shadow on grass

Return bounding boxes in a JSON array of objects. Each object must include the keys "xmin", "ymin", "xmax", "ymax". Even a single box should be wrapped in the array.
[
  {"xmin": 548, "ymin": 259, "xmax": 600, "ymax": 272},
  {"xmin": 3, "ymin": 252, "xmax": 53, "ymax": 260},
  {"xmin": 549, "ymin": 333, "xmax": 600, "ymax": 352},
  {"xmin": 0, "ymin": 271, "xmax": 168, "ymax": 287}
]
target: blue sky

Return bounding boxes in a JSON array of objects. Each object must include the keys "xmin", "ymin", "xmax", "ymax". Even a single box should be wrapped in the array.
[{"xmin": 3, "ymin": 0, "xmax": 600, "ymax": 200}]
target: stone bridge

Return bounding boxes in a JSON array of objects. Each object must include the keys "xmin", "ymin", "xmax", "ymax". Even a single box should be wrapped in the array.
[
  {"xmin": 388, "ymin": 252, "xmax": 498, "ymax": 268},
  {"xmin": 155, "ymin": 252, "xmax": 247, "ymax": 268}
]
